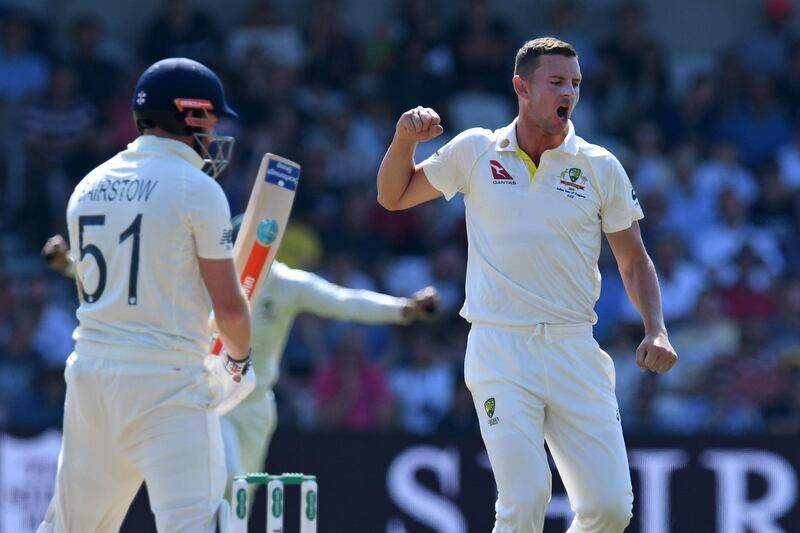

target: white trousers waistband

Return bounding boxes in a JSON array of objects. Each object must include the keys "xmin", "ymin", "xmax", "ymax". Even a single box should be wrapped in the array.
[{"xmin": 470, "ymin": 322, "xmax": 593, "ymax": 344}]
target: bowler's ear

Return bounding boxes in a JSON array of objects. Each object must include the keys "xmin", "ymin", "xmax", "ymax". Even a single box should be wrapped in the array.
[{"xmin": 513, "ymin": 75, "xmax": 528, "ymax": 99}]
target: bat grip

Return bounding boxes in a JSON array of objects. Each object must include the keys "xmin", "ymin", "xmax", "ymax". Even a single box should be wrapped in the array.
[{"xmin": 211, "ymin": 337, "xmax": 223, "ymax": 356}]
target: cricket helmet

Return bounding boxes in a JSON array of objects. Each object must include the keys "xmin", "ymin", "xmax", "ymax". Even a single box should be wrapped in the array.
[{"xmin": 132, "ymin": 57, "xmax": 237, "ymax": 178}]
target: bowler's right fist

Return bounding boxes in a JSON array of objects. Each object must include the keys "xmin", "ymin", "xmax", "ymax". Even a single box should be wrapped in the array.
[{"xmin": 396, "ymin": 106, "xmax": 444, "ymax": 142}]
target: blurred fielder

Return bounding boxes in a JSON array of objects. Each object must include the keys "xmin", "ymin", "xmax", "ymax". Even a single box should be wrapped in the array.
[
  {"xmin": 377, "ymin": 37, "xmax": 677, "ymax": 533},
  {"xmin": 39, "ymin": 58, "xmax": 252, "ymax": 533},
  {"xmin": 221, "ymin": 216, "xmax": 440, "ymax": 506}
]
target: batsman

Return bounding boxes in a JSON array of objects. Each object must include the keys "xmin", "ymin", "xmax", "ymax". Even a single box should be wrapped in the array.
[{"xmin": 39, "ymin": 57, "xmax": 251, "ymax": 533}]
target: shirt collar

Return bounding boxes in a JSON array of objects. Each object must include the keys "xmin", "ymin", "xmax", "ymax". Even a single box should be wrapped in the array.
[
  {"xmin": 128, "ymin": 135, "xmax": 205, "ymax": 169},
  {"xmin": 496, "ymin": 118, "xmax": 579, "ymax": 156}
]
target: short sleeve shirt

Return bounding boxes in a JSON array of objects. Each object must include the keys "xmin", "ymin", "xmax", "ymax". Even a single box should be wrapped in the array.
[
  {"xmin": 421, "ymin": 119, "xmax": 643, "ymax": 326},
  {"xmin": 67, "ymin": 135, "xmax": 233, "ymax": 360}
]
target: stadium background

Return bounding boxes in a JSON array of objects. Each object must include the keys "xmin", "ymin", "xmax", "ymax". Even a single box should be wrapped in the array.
[{"xmin": 1, "ymin": 0, "xmax": 799, "ymax": 531}]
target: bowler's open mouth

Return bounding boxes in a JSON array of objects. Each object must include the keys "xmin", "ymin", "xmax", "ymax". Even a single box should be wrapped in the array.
[{"xmin": 556, "ymin": 105, "xmax": 568, "ymax": 120}]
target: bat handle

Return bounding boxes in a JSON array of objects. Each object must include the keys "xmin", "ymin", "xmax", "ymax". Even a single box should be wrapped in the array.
[{"xmin": 211, "ymin": 337, "xmax": 223, "ymax": 356}]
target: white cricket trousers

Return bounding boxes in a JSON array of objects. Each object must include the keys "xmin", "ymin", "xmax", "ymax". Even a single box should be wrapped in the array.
[
  {"xmin": 465, "ymin": 323, "xmax": 633, "ymax": 533},
  {"xmin": 38, "ymin": 351, "xmax": 229, "ymax": 533},
  {"xmin": 220, "ymin": 388, "xmax": 278, "ymax": 505}
]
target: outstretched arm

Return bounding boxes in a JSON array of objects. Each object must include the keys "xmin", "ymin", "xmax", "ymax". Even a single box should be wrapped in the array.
[
  {"xmin": 288, "ymin": 268, "xmax": 439, "ymax": 324},
  {"xmin": 606, "ymin": 221, "xmax": 677, "ymax": 373},
  {"xmin": 377, "ymin": 106, "xmax": 444, "ymax": 211}
]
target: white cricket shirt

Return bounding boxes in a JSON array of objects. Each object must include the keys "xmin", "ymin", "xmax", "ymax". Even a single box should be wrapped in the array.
[
  {"xmin": 247, "ymin": 262, "xmax": 408, "ymax": 392},
  {"xmin": 67, "ymin": 135, "xmax": 234, "ymax": 361},
  {"xmin": 421, "ymin": 119, "xmax": 643, "ymax": 326}
]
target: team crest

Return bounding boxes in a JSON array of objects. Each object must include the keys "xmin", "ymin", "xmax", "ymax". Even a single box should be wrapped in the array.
[
  {"xmin": 557, "ymin": 167, "xmax": 589, "ymax": 199},
  {"xmin": 484, "ymin": 397, "xmax": 499, "ymax": 426},
  {"xmin": 484, "ymin": 397, "xmax": 495, "ymax": 418}
]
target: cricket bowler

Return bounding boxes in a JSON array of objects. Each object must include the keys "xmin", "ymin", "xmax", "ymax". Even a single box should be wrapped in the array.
[
  {"xmin": 376, "ymin": 38, "xmax": 678, "ymax": 532},
  {"xmin": 39, "ymin": 57, "xmax": 252, "ymax": 533}
]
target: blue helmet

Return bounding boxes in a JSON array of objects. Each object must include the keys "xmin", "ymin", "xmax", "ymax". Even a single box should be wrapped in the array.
[{"xmin": 132, "ymin": 57, "xmax": 237, "ymax": 178}]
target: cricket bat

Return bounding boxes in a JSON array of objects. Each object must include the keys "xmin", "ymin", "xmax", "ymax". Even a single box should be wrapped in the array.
[{"xmin": 211, "ymin": 153, "xmax": 301, "ymax": 356}]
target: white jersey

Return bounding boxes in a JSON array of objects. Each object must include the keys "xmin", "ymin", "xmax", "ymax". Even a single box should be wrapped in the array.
[
  {"xmin": 66, "ymin": 135, "xmax": 234, "ymax": 361},
  {"xmin": 421, "ymin": 119, "xmax": 643, "ymax": 326},
  {"xmin": 248, "ymin": 262, "xmax": 408, "ymax": 392}
]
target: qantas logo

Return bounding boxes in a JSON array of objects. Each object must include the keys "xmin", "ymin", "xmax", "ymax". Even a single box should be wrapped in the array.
[{"xmin": 489, "ymin": 160, "xmax": 515, "ymax": 184}]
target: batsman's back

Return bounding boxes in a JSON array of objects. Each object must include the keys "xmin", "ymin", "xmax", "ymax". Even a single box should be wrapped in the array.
[{"xmin": 66, "ymin": 136, "xmax": 234, "ymax": 362}]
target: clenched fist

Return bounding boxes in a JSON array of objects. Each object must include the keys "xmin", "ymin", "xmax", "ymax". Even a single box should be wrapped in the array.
[
  {"xmin": 42, "ymin": 234, "xmax": 72, "ymax": 274},
  {"xmin": 635, "ymin": 332, "xmax": 678, "ymax": 373},
  {"xmin": 402, "ymin": 286, "xmax": 441, "ymax": 321},
  {"xmin": 395, "ymin": 106, "xmax": 444, "ymax": 143}
]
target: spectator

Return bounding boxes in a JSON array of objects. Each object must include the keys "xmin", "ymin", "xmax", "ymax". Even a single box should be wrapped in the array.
[
  {"xmin": 101, "ymin": 67, "xmax": 142, "ymax": 151},
  {"xmin": 438, "ymin": 377, "xmax": 479, "ymax": 433},
  {"xmin": 0, "ymin": 11, "xmax": 49, "ymax": 102},
  {"xmin": 651, "ymin": 355, "xmax": 764, "ymax": 434},
  {"xmin": 692, "ymin": 189, "xmax": 783, "ymax": 280},
  {"xmin": 662, "ymin": 73, "xmax": 718, "ymax": 147},
  {"xmin": 693, "ymin": 141, "xmax": 758, "ymax": 211},
  {"xmin": 320, "ymin": 186, "xmax": 388, "ymax": 263},
  {"xmin": 19, "ymin": 63, "xmax": 98, "ymax": 243},
  {"xmin": 741, "ymin": 0, "xmax": 795, "ymax": 76},
  {"xmin": 138, "ymin": 0, "xmax": 223, "ymax": 66},
  {"xmin": 66, "ymin": 14, "xmax": 122, "ymax": 109},
  {"xmin": 666, "ymin": 289, "xmax": 739, "ymax": 391},
  {"xmin": 771, "ymin": 277, "xmax": 800, "ymax": 348},
  {"xmin": 28, "ymin": 276, "xmax": 76, "ymax": 368},
  {"xmin": 389, "ymin": 333, "xmax": 455, "ymax": 434},
  {"xmin": 303, "ymin": 0, "xmax": 360, "ymax": 91},
  {"xmin": 312, "ymin": 327, "xmax": 395, "ymax": 430},
  {"xmin": 666, "ymin": 143, "xmax": 715, "ymax": 242},
  {"xmin": 629, "ymin": 121, "xmax": 674, "ymax": 194},
  {"xmin": 542, "ymin": 0, "xmax": 598, "ymax": 76},
  {"xmin": 383, "ymin": 39, "xmax": 449, "ymax": 117},
  {"xmin": 719, "ymin": 245, "xmax": 779, "ymax": 320},
  {"xmin": 715, "ymin": 49, "xmax": 748, "ymax": 119},
  {"xmin": 619, "ymin": 234, "xmax": 707, "ymax": 325},
  {"xmin": 228, "ymin": 0, "xmax": 306, "ymax": 70},
  {"xmin": 781, "ymin": 194, "xmax": 800, "ymax": 277},
  {"xmin": 227, "ymin": 48, "xmax": 297, "ymax": 127},
  {"xmin": 779, "ymin": 39, "xmax": 800, "ymax": 120},
  {"xmin": 0, "ymin": 312, "xmax": 42, "ymax": 430},
  {"xmin": 731, "ymin": 318, "xmax": 783, "ymax": 409},
  {"xmin": 750, "ymin": 159, "xmax": 794, "ymax": 237},
  {"xmin": 22, "ymin": 63, "xmax": 97, "ymax": 175},
  {"xmin": 693, "ymin": 357, "xmax": 764, "ymax": 434},
  {"xmin": 636, "ymin": 189, "xmax": 670, "ymax": 243},
  {"xmin": 762, "ymin": 353, "xmax": 800, "ymax": 434},
  {"xmin": 6, "ymin": 366, "xmax": 66, "ymax": 431},
  {"xmin": 595, "ymin": 1, "xmax": 662, "ymax": 133},
  {"xmin": 445, "ymin": 0, "xmax": 516, "ymax": 96},
  {"xmin": 320, "ymin": 104, "xmax": 387, "ymax": 188},
  {"xmin": 714, "ymin": 75, "xmax": 793, "ymax": 167},
  {"xmin": 776, "ymin": 125, "xmax": 800, "ymax": 190},
  {"xmin": 428, "ymin": 245, "xmax": 466, "ymax": 312}
]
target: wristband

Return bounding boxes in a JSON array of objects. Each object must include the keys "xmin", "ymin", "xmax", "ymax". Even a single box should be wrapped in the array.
[{"xmin": 224, "ymin": 348, "xmax": 252, "ymax": 380}]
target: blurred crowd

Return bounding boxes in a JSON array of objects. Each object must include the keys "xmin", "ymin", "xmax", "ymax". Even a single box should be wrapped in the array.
[{"xmin": 1, "ymin": 0, "xmax": 800, "ymax": 437}]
